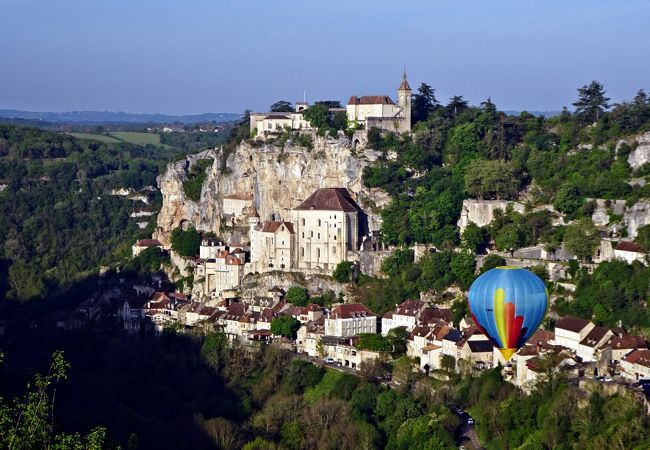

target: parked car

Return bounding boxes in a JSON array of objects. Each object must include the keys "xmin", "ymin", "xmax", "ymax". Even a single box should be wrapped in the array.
[
  {"xmin": 323, "ymin": 357, "xmax": 335, "ymax": 364},
  {"xmin": 467, "ymin": 418, "xmax": 474, "ymax": 425}
]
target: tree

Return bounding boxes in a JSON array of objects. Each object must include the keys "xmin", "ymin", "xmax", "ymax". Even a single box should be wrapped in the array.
[
  {"xmin": 445, "ymin": 95, "xmax": 469, "ymax": 118},
  {"xmin": 0, "ymin": 351, "xmax": 107, "ymax": 449},
  {"xmin": 271, "ymin": 316, "xmax": 301, "ymax": 339},
  {"xmin": 286, "ymin": 286, "xmax": 309, "ymax": 306},
  {"xmin": 634, "ymin": 224, "xmax": 650, "ymax": 251},
  {"xmin": 554, "ymin": 183, "xmax": 583, "ymax": 215},
  {"xmin": 464, "ymin": 159, "xmax": 521, "ymax": 200},
  {"xmin": 450, "ymin": 251, "xmax": 477, "ymax": 290},
  {"xmin": 315, "ymin": 100, "xmax": 342, "ymax": 109},
  {"xmin": 386, "ymin": 326, "xmax": 410, "ymax": 357},
  {"xmin": 461, "ymin": 222, "xmax": 489, "ymax": 254},
  {"xmin": 170, "ymin": 226, "xmax": 201, "ymax": 257},
  {"xmin": 564, "ymin": 218, "xmax": 599, "ymax": 261},
  {"xmin": 303, "ymin": 104, "xmax": 330, "ymax": 132},
  {"xmin": 412, "ymin": 83, "xmax": 440, "ymax": 124},
  {"xmin": 270, "ymin": 100, "xmax": 293, "ymax": 112},
  {"xmin": 332, "ymin": 261, "xmax": 354, "ymax": 283},
  {"xmin": 356, "ymin": 334, "xmax": 391, "ymax": 352},
  {"xmin": 480, "ymin": 254, "xmax": 506, "ymax": 273},
  {"xmin": 381, "ymin": 249, "xmax": 414, "ymax": 277},
  {"xmin": 573, "ymin": 81, "xmax": 610, "ymax": 123}
]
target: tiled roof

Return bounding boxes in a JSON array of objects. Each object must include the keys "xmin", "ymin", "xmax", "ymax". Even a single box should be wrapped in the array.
[
  {"xmin": 606, "ymin": 335, "xmax": 648, "ymax": 350},
  {"xmin": 295, "ymin": 188, "xmax": 360, "ymax": 212},
  {"xmin": 615, "ymin": 241, "xmax": 645, "ymax": 253},
  {"xmin": 398, "ymin": 75, "xmax": 411, "ymax": 91},
  {"xmin": 330, "ymin": 303, "xmax": 375, "ymax": 319},
  {"xmin": 261, "ymin": 221, "xmax": 295, "ymax": 234},
  {"xmin": 135, "ymin": 239, "xmax": 162, "ymax": 247},
  {"xmin": 467, "ymin": 340, "xmax": 494, "ymax": 353},
  {"xmin": 556, "ymin": 316, "xmax": 592, "ymax": 333},
  {"xmin": 347, "ymin": 95, "xmax": 396, "ymax": 106},
  {"xmin": 624, "ymin": 349, "xmax": 650, "ymax": 368},
  {"xmin": 442, "ymin": 329, "xmax": 463, "ymax": 343},
  {"xmin": 395, "ymin": 300, "xmax": 425, "ymax": 317},
  {"xmin": 264, "ymin": 115, "xmax": 291, "ymax": 120},
  {"xmin": 224, "ymin": 192, "xmax": 253, "ymax": 201},
  {"xmin": 419, "ymin": 307, "xmax": 453, "ymax": 325},
  {"xmin": 580, "ymin": 326, "xmax": 611, "ymax": 348}
]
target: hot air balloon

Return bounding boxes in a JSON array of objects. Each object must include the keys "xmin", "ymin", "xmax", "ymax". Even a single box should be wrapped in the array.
[{"xmin": 467, "ymin": 267, "xmax": 548, "ymax": 361}]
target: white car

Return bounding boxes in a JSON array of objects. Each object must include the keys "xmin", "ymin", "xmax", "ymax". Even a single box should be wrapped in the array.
[
  {"xmin": 323, "ymin": 357, "xmax": 335, "ymax": 364},
  {"xmin": 467, "ymin": 418, "xmax": 474, "ymax": 425}
]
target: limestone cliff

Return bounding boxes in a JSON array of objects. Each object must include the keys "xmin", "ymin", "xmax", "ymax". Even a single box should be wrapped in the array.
[
  {"xmin": 627, "ymin": 131, "xmax": 650, "ymax": 169},
  {"xmin": 154, "ymin": 136, "xmax": 389, "ymax": 246}
]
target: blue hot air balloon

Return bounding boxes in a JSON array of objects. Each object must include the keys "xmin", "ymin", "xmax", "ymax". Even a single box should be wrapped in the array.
[{"xmin": 467, "ymin": 267, "xmax": 548, "ymax": 360}]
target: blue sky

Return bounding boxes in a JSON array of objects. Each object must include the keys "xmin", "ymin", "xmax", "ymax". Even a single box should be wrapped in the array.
[{"xmin": 1, "ymin": 0, "xmax": 648, "ymax": 114}]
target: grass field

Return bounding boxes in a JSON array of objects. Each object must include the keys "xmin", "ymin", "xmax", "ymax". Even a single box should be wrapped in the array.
[{"xmin": 68, "ymin": 131, "xmax": 177, "ymax": 149}]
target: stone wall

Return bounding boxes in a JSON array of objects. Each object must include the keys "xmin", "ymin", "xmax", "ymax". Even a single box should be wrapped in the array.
[{"xmin": 240, "ymin": 271, "xmax": 349, "ymax": 299}]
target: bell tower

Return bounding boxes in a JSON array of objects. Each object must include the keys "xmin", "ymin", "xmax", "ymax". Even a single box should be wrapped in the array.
[{"xmin": 397, "ymin": 70, "xmax": 412, "ymax": 131}]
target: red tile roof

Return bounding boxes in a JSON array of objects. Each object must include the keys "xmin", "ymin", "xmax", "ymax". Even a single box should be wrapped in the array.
[
  {"xmin": 624, "ymin": 349, "xmax": 650, "ymax": 368},
  {"xmin": 398, "ymin": 75, "xmax": 411, "ymax": 91},
  {"xmin": 419, "ymin": 307, "xmax": 453, "ymax": 325},
  {"xmin": 347, "ymin": 95, "xmax": 396, "ymax": 106},
  {"xmin": 395, "ymin": 300, "xmax": 425, "ymax": 317},
  {"xmin": 580, "ymin": 326, "xmax": 611, "ymax": 348},
  {"xmin": 606, "ymin": 335, "xmax": 648, "ymax": 350},
  {"xmin": 330, "ymin": 303, "xmax": 375, "ymax": 319},
  {"xmin": 135, "ymin": 239, "xmax": 162, "ymax": 247},
  {"xmin": 556, "ymin": 316, "xmax": 592, "ymax": 333},
  {"xmin": 261, "ymin": 221, "xmax": 295, "ymax": 234},
  {"xmin": 615, "ymin": 241, "xmax": 646, "ymax": 253},
  {"xmin": 224, "ymin": 192, "xmax": 253, "ymax": 201},
  {"xmin": 295, "ymin": 188, "xmax": 360, "ymax": 212}
]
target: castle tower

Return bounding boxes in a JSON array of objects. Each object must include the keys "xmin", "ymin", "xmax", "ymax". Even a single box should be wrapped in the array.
[{"xmin": 397, "ymin": 70, "xmax": 412, "ymax": 131}]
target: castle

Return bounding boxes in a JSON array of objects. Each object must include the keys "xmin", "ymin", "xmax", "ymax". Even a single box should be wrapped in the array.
[{"xmin": 249, "ymin": 72, "xmax": 412, "ymax": 137}]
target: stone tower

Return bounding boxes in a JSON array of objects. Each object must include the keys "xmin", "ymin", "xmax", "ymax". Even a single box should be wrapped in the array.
[{"xmin": 397, "ymin": 70, "xmax": 412, "ymax": 131}]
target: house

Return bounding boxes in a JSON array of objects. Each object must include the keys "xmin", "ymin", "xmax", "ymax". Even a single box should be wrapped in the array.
[
  {"xmin": 553, "ymin": 316, "xmax": 595, "ymax": 352},
  {"xmin": 576, "ymin": 326, "xmax": 613, "ymax": 362},
  {"xmin": 222, "ymin": 302, "xmax": 248, "ymax": 339},
  {"xmin": 460, "ymin": 339, "xmax": 495, "ymax": 370},
  {"xmin": 143, "ymin": 292, "xmax": 190, "ymax": 334},
  {"xmin": 249, "ymin": 220, "xmax": 296, "ymax": 272},
  {"xmin": 382, "ymin": 300, "xmax": 426, "ymax": 335},
  {"xmin": 132, "ymin": 239, "xmax": 163, "ymax": 257},
  {"xmin": 324, "ymin": 303, "xmax": 377, "ymax": 337},
  {"xmin": 297, "ymin": 317, "xmax": 325, "ymax": 357},
  {"xmin": 320, "ymin": 335, "xmax": 383, "ymax": 369},
  {"xmin": 202, "ymin": 249, "xmax": 246, "ymax": 297},
  {"xmin": 599, "ymin": 334, "xmax": 648, "ymax": 365},
  {"xmin": 199, "ymin": 239, "xmax": 228, "ymax": 259},
  {"xmin": 222, "ymin": 192, "xmax": 254, "ymax": 219},
  {"xmin": 419, "ymin": 307, "xmax": 453, "ymax": 327},
  {"xmin": 346, "ymin": 72, "xmax": 412, "ymax": 133},
  {"xmin": 613, "ymin": 241, "xmax": 646, "ymax": 264},
  {"xmin": 162, "ymin": 124, "xmax": 184, "ymax": 133},
  {"xmin": 620, "ymin": 349, "xmax": 650, "ymax": 381},
  {"xmin": 249, "ymin": 109, "xmax": 312, "ymax": 138}
]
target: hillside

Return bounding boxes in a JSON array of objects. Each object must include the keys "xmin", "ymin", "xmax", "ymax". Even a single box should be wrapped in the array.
[{"xmin": 0, "ymin": 109, "xmax": 240, "ymax": 124}]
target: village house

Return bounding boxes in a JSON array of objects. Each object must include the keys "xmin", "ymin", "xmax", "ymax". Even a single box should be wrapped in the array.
[
  {"xmin": 222, "ymin": 192, "xmax": 254, "ymax": 220},
  {"xmin": 320, "ymin": 335, "xmax": 384, "ymax": 369},
  {"xmin": 382, "ymin": 300, "xmax": 427, "ymax": 336},
  {"xmin": 599, "ymin": 334, "xmax": 648, "ymax": 366},
  {"xmin": 324, "ymin": 303, "xmax": 377, "ymax": 337},
  {"xmin": 576, "ymin": 325, "xmax": 613, "ymax": 363},
  {"xmin": 249, "ymin": 108, "xmax": 312, "ymax": 138},
  {"xmin": 553, "ymin": 316, "xmax": 595, "ymax": 352},
  {"xmin": 202, "ymin": 248, "xmax": 246, "ymax": 298},
  {"xmin": 143, "ymin": 292, "xmax": 190, "ymax": 334},
  {"xmin": 297, "ymin": 317, "xmax": 325, "ymax": 357},
  {"xmin": 620, "ymin": 349, "xmax": 650, "ymax": 381},
  {"xmin": 132, "ymin": 238, "xmax": 163, "ymax": 257},
  {"xmin": 613, "ymin": 241, "xmax": 647, "ymax": 265}
]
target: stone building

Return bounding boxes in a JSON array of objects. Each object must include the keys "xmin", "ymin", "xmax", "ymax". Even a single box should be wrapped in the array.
[
  {"xmin": 325, "ymin": 303, "xmax": 377, "ymax": 337},
  {"xmin": 346, "ymin": 72, "xmax": 412, "ymax": 133},
  {"xmin": 202, "ymin": 249, "xmax": 246, "ymax": 298},
  {"xmin": 222, "ymin": 192, "xmax": 253, "ymax": 219},
  {"xmin": 248, "ymin": 187, "xmax": 365, "ymax": 275}
]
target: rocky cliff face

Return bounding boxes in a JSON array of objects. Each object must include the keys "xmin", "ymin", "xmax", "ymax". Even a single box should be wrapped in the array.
[
  {"xmin": 627, "ymin": 131, "xmax": 650, "ymax": 169},
  {"xmin": 154, "ymin": 137, "xmax": 389, "ymax": 246}
]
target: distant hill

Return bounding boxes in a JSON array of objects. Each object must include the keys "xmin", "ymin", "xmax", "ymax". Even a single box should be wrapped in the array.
[
  {"xmin": 504, "ymin": 110, "xmax": 562, "ymax": 117},
  {"xmin": 0, "ymin": 109, "xmax": 241, "ymax": 124}
]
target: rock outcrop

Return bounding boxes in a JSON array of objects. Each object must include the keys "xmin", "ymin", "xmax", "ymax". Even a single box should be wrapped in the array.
[
  {"xmin": 624, "ymin": 200, "xmax": 650, "ymax": 238},
  {"xmin": 154, "ymin": 137, "xmax": 389, "ymax": 246},
  {"xmin": 457, "ymin": 199, "xmax": 525, "ymax": 232},
  {"xmin": 627, "ymin": 131, "xmax": 650, "ymax": 169}
]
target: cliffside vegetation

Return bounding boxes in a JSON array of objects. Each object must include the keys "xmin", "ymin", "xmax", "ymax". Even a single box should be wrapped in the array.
[
  {"xmin": 364, "ymin": 82, "xmax": 650, "ymax": 248},
  {"xmin": 0, "ymin": 124, "xmax": 182, "ymax": 301}
]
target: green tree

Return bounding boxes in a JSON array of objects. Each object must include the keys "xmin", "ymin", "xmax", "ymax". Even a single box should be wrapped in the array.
[
  {"xmin": 553, "ymin": 183, "xmax": 583, "ymax": 215},
  {"xmin": 564, "ymin": 218, "xmax": 599, "ymax": 261},
  {"xmin": 573, "ymin": 81, "xmax": 610, "ymax": 123},
  {"xmin": 170, "ymin": 226, "xmax": 201, "ymax": 257},
  {"xmin": 480, "ymin": 254, "xmax": 506, "ymax": 273},
  {"xmin": 303, "ymin": 104, "xmax": 330, "ymax": 132},
  {"xmin": 412, "ymin": 83, "xmax": 439, "ymax": 124},
  {"xmin": 356, "ymin": 334, "xmax": 391, "ymax": 352},
  {"xmin": 634, "ymin": 224, "xmax": 650, "ymax": 251},
  {"xmin": 332, "ymin": 261, "xmax": 354, "ymax": 283},
  {"xmin": 450, "ymin": 251, "xmax": 477, "ymax": 290},
  {"xmin": 461, "ymin": 222, "xmax": 489, "ymax": 254},
  {"xmin": 386, "ymin": 326, "xmax": 409, "ymax": 358},
  {"xmin": 464, "ymin": 159, "xmax": 521, "ymax": 200},
  {"xmin": 270, "ymin": 100, "xmax": 293, "ymax": 112},
  {"xmin": 286, "ymin": 286, "xmax": 309, "ymax": 306},
  {"xmin": 271, "ymin": 316, "xmax": 301, "ymax": 339}
]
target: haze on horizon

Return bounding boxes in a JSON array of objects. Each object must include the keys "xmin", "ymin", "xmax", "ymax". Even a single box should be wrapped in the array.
[{"xmin": 1, "ymin": 0, "xmax": 649, "ymax": 116}]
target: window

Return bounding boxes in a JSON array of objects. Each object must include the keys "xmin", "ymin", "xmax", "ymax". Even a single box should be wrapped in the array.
[
  {"xmin": 301, "ymin": 247, "xmax": 305, "ymax": 257},
  {"xmin": 317, "ymin": 233, "xmax": 320, "ymax": 239},
  {"xmin": 317, "ymin": 248, "xmax": 321, "ymax": 258},
  {"xmin": 318, "ymin": 219, "xmax": 321, "ymax": 226},
  {"xmin": 302, "ymin": 218, "xmax": 305, "ymax": 226},
  {"xmin": 302, "ymin": 232, "xmax": 305, "ymax": 238}
]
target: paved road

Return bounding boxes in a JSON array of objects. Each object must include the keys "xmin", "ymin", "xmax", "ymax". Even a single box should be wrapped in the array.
[{"xmin": 454, "ymin": 411, "xmax": 483, "ymax": 450}]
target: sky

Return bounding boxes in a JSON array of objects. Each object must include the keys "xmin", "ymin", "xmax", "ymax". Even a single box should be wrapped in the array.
[{"xmin": 1, "ymin": 0, "xmax": 649, "ymax": 115}]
